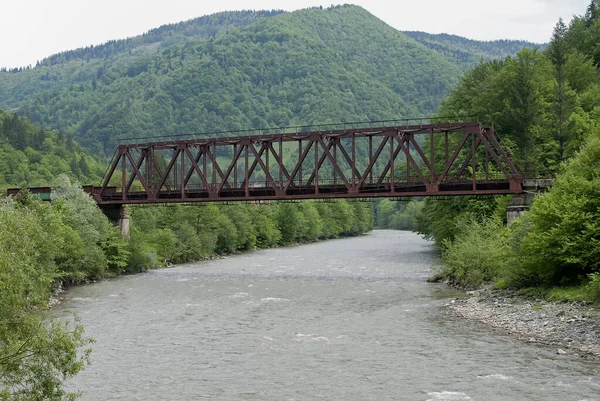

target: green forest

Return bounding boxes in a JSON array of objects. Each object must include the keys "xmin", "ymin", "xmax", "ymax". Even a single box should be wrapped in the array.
[
  {"xmin": 418, "ymin": 1, "xmax": 600, "ymax": 303},
  {"xmin": 0, "ymin": 110, "xmax": 105, "ymax": 190}
]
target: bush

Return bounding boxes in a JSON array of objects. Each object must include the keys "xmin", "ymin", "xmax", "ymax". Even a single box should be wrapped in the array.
[
  {"xmin": 587, "ymin": 273, "xmax": 600, "ymax": 303},
  {"xmin": 439, "ymin": 215, "xmax": 512, "ymax": 288},
  {"xmin": 515, "ymin": 135, "xmax": 600, "ymax": 285}
]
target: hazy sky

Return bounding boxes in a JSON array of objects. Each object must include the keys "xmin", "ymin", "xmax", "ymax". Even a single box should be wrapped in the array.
[{"xmin": 0, "ymin": 0, "xmax": 591, "ymax": 68}]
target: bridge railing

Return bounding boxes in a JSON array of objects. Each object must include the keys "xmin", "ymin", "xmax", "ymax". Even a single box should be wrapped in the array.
[{"xmin": 116, "ymin": 117, "xmax": 455, "ymax": 146}]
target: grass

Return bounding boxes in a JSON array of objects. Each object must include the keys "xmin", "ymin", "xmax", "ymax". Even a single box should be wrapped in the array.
[
  {"xmin": 547, "ymin": 285, "xmax": 595, "ymax": 303},
  {"xmin": 515, "ymin": 284, "xmax": 596, "ymax": 305}
]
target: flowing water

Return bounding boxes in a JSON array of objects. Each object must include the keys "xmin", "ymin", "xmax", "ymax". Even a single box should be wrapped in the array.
[{"xmin": 57, "ymin": 231, "xmax": 599, "ymax": 400}]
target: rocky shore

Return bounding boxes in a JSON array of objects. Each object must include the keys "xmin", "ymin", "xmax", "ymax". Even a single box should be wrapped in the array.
[{"xmin": 445, "ymin": 289, "xmax": 600, "ymax": 358}]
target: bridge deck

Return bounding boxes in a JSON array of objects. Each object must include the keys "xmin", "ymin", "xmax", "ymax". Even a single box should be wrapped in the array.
[{"xmin": 92, "ymin": 180, "xmax": 520, "ymax": 205}]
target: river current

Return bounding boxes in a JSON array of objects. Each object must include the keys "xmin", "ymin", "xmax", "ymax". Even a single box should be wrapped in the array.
[{"xmin": 57, "ymin": 230, "xmax": 599, "ymax": 400}]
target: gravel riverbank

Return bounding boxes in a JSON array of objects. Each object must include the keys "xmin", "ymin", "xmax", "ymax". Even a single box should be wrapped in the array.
[{"xmin": 445, "ymin": 289, "xmax": 600, "ymax": 358}]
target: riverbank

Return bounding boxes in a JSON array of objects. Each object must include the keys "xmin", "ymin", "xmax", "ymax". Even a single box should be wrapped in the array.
[{"xmin": 445, "ymin": 288, "xmax": 600, "ymax": 359}]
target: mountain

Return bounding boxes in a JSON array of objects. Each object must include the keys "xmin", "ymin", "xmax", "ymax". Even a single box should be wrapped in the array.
[
  {"xmin": 0, "ymin": 5, "xmax": 539, "ymax": 155},
  {"xmin": 402, "ymin": 31, "xmax": 542, "ymax": 67}
]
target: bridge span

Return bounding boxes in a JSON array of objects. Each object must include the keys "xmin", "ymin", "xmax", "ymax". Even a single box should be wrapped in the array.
[{"xmin": 88, "ymin": 121, "xmax": 522, "ymax": 206}]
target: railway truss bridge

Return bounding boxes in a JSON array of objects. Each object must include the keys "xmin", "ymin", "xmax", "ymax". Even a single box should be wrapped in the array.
[
  {"xmin": 93, "ymin": 120, "xmax": 522, "ymax": 204},
  {"xmin": 12, "ymin": 121, "xmax": 545, "ymax": 233}
]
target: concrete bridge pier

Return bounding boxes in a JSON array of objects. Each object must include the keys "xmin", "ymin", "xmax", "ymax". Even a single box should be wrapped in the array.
[
  {"xmin": 507, "ymin": 196, "xmax": 530, "ymax": 226},
  {"xmin": 507, "ymin": 179, "xmax": 553, "ymax": 226},
  {"xmin": 101, "ymin": 205, "xmax": 130, "ymax": 238}
]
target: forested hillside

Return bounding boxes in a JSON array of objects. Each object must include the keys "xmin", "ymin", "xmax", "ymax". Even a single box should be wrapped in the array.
[
  {"xmin": 0, "ymin": 110, "xmax": 105, "ymax": 190},
  {"xmin": 418, "ymin": 1, "xmax": 600, "ymax": 301},
  {"xmin": 403, "ymin": 31, "xmax": 541, "ymax": 67},
  {"xmin": 0, "ymin": 5, "xmax": 536, "ymax": 155}
]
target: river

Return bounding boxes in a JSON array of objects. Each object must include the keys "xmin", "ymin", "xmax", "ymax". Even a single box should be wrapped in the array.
[{"xmin": 57, "ymin": 230, "xmax": 599, "ymax": 400}]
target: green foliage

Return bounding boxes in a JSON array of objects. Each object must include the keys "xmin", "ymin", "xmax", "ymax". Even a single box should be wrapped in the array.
[
  {"xmin": 587, "ymin": 273, "xmax": 600, "ymax": 303},
  {"xmin": 546, "ymin": 284, "xmax": 596, "ymax": 303},
  {"xmin": 0, "ymin": 196, "xmax": 93, "ymax": 400},
  {"xmin": 0, "ymin": 318, "xmax": 92, "ymax": 401},
  {"xmin": 403, "ymin": 31, "xmax": 541, "ymax": 68},
  {"xmin": 512, "ymin": 133, "xmax": 600, "ymax": 285},
  {"xmin": 126, "ymin": 200, "xmax": 374, "ymax": 264},
  {"xmin": 51, "ymin": 176, "xmax": 113, "ymax": 280},
  {"xmin": 438, "ymin": 216, "xmax": 511, "ymax": 288},
  {"xmin": 102, "ymin": 228, "xmax": 131, "ymax": 274},
  {"xmin": 417, "ymin": 196, "xmax": 508, "ymax": 245},
  {"xmin": 350, "ymin": 201, "xmax": 374, "ymax": 234},
  {"xmin": 251, "ymin": 206, "xmax": 281, "ymax": 247},
  {"xmin": 375, "ymin": 199, "xmax": 423, "ymax": 231},
  {"xmin": 0, "ymin": 110, "xmax": 104, "ymax": 192}
]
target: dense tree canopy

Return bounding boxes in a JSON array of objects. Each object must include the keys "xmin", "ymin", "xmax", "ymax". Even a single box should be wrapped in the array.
[{"xmin": 0, "ymin": 110, "xmax": 105, "ymax": 191}]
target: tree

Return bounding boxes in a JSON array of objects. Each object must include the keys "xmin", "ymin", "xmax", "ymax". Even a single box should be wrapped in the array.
[
  {"xmin": 514, "ymin": 132, "xmax": 600, "ymax": 285},
  {"xmin": 0, "ymin": 197, "xmax": 93, "ymax": 399},
  {"xmin": 548, "ymin": 19, "xmax": 576, "ymax": 161},
  {"xmin": 584, "ymin": 0, "xmax": 600, "ymax": 25},
  {"xmin": 299, "ymin": 202, "xmax": 323, "ymax": 241},
  {"xmin": 51, "ymin": 175, "xmax": 112, "ymax": 280}
]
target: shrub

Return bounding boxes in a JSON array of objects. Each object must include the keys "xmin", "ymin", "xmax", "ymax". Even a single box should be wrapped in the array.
[
  {"xmin": 587, "ymin": 272, "xmax": 600, "ymax": 303},
  {"xmin": 439, "ymin": 215, "xmax": 512, "ymax": 288}
]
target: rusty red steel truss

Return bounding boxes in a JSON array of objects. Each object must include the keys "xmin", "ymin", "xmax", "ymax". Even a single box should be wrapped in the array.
[{"xmin": 91, "ymin": 121, "xmax": 523, "ymax": 205}]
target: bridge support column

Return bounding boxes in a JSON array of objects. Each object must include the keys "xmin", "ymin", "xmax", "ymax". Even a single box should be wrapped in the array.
[
  {"xmin": 101, "ymin": 205, "xmax": 130, "ymax": 238},
  {"xmin": 507, "ymin": 197, "xmax": 529, "ymax": 226},
  {"xmin": 507, "ymin": 179, "xmax": 554, "ymax": 226}
]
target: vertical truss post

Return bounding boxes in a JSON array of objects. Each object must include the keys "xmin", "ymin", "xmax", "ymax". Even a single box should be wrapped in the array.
[
  {"xmin": 430, "ymin": 128, "xmax": 435, "ymax": 185},
  {"xmin": 173, "ymin": 148, "xmax": 178, "ymax": 192},
  {"xmin": 333, "ymin": 139, "xmax": 338, "ymax": 186},
  {"xmin": 390, "ymin": 135, "xmax": 395, "ymax": 193},
  {"xmin": 212, "ymin": 142, "xmax": 217, "ymax": 189},
  {"xmin": 352, "ymin": 133, "xmax": 356, "ymax": 188},
  {"xmin": 406, "ymin": 135, "xmax": 410, "ymax": 183},
  {"xmin": 299, "ymin": 140, "xmax": 303, "ymax": 188},
  {"xmin": 265, "ymin": 141, "xmax": 270, "ymax": 189},
  {"xmin": 202, "ymin": 145, "xmax": 207, "ymax": 191},
  {"xmin": 314, "ymin": 138, "xmax": 319, "ymax": 194},
  {"xmin": 279, "ymin": 138, "xmax": 283, "ymax": 192},
  {"xmin": 234, "ymin": 143, "xmax": 238, "ymax": 188},
  {"xmin": 245, "ymin": 143, "xmax": 249, "ymax": 197},
  {"xmin": 472, "ymin": 132, "xmax": 476, "ymax": 191},
  {"xmin": 144, "ymin": 149, "xmax": 149, "ymax": 194},
  {"xmin": 121, "ymin": 146, "xmax": 127, "ymax": 201},
  {"xmin": 149, "ymin": 146, "xmax": 156, "ymax": 199},
  {"xmin": 444, "ymin": 131, "xmax": 448, "ymax": 166},
  {"xmin": 369, "ymin": 135, "xmax": 373, "ymax": 184},
  {"xmin": 180, "ymin": 144, "xmax": 185, "ymax": 199}
]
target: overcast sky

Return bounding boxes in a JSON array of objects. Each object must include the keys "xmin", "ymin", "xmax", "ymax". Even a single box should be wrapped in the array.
[{"xmin": 0, "ymin": 0, "xmax": 591, "ymax": 68}]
